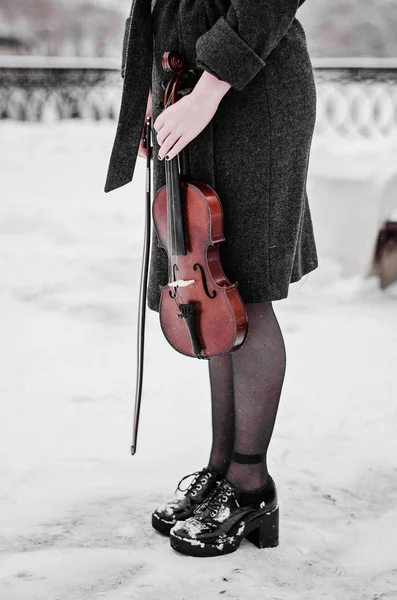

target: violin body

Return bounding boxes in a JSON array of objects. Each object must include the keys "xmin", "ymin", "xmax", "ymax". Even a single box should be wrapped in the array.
[
  {"xmin": 152, "ymin": 51, "xmax": 248, "ymax": 360},
  {"xmin": 153, "ymin": 179, "xmax": 247, "ymax": 359}
]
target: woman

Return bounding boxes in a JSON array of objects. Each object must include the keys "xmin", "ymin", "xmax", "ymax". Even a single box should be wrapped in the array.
[{"xmin": 105, "ymin": 0, "xmax": 318, "ymax": 557}]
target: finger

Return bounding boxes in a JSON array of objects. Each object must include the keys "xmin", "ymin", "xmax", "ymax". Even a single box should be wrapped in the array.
[
  {"xmin": 156, "ymin": 126, "xmax": 172, "ymax": 147},
  {"xmin": 153, "ymin": 114, "xmax": 165, "ymax": 132},
  {"xmin": 153, "ymin": 102, "xmax": 176, "ymax": 131},
  {"xmin": 158, "ymin": 131, "xmax": 181, "ymax": 159},
  {"xmin": 162, "ymin": 135, "xmax": 187, "ymax": 161}
]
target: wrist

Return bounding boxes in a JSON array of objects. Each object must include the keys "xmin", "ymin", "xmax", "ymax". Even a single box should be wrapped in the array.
[{"xmin": 192, "ymin": 70, "xmax": 231, "ymax": 103}]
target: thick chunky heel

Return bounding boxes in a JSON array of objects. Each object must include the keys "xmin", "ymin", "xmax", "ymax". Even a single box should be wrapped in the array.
[{"xmin": 246, "ymin": 506, "xmax": 279, "ymax": 549}]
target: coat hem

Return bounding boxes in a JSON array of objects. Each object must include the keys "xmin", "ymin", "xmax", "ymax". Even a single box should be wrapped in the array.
[{"xmin": 147, "ymin": 259, "xmax": 319, "ymax": 313}]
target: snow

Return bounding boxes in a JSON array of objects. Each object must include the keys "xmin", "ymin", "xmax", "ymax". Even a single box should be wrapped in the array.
[{"xmin": 0, "ymin": 121, "xmax": 397, "ymax": 599}]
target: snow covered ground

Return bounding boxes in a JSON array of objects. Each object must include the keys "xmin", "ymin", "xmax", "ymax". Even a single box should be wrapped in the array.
[{"xmin": 0, "ymin": 121, "xmax": 396, "ymax": 600}]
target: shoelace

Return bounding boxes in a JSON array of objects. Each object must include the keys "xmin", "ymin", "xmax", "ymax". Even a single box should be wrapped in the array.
[
  {"xmin": 174, "ymin": 467, "xmax": 211, "ymax": 495},
  {"xmin": 204, "ymin": 478, "xmax": 271, "ymax": 518},
  {"xmin": 201, "ymin": 480, "xmax": 236, "ymax": 519}
]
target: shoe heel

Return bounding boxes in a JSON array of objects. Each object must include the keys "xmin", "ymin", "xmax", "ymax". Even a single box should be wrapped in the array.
[{"xmin": 246, "ymin": 506, "xmax": 279, "ymax": 549}]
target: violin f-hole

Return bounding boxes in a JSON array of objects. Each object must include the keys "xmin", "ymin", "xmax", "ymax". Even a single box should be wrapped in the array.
[{"xmin": 193, "ymin": 263, "xmax": 217, "ymax": 299}]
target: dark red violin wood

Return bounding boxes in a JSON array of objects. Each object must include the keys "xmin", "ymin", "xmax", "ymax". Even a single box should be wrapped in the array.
[
  {"xmin": 153, "ymin": 180, "xmax": 248, "ymax": 358},
  {"xmin": 152, "ymin": 51, "xmax": 248, "ymax": 359}
]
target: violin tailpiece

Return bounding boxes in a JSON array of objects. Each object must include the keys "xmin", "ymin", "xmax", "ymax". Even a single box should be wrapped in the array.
[{"xmin": 177, "ymin": 302, "xmax": 202, "ymax": 356}]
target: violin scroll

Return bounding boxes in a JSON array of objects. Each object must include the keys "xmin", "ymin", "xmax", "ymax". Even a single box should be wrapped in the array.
[{"xmin": 162, "ymin": 51, "xmax": 189, "ymax": 74}]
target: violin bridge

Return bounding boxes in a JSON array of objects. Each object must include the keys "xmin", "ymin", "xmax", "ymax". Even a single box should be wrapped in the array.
[{"xmin": 168, "ymin": 279, "xmax": 195, "ymax": 288}]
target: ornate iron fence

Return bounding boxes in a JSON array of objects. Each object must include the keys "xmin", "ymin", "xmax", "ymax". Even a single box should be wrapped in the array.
[
  {"xmin": 1, "ymin": 56, "xmax": 397, "ymax": 139},
  {"xmin": 0, "ymin": 56, "xmax": 121, "ymax": 121},
  {"xmin": 314, "ymin": 58, "xmax": 397, "ymax": 140}
]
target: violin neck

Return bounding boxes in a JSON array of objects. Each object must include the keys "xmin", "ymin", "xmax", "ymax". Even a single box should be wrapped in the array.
[{"xmin": 165, "ymin": 155, "xmax": 187, "ymax": 256}]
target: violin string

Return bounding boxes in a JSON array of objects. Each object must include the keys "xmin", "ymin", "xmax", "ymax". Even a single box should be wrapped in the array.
[
  {"xmin": 165, "ymin": 159, "xmax": 171, "ymax": 284},
  {"xmin": 177, "ymin": 152, "xmax": 187, "ymax": 307},
  {"xmin": 165, "ymin": 78, "xmax": 184, "ymax": 307},
  {"xmin": 164, "ymin": 73, "xmax": 196, "ymax": 310},
  {"xmin": 164, "ymin": 85, "xmax": 180, "ymax": 305},
  {"xmin": 163, "ymin": 91, "xmax": 173, "ymax": 289}
]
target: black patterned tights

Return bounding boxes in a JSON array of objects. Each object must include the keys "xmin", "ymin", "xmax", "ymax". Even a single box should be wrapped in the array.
[{"xmin": 207, "ymin": 302, "xmax": 286, "ymax": 491}]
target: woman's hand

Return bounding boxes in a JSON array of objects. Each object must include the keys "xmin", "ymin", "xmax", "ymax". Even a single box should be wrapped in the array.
[
  {"xmin": 138, "ymin": 87, "xmax": 153, "ymax": 160},
  {"xmin": 153, "ymin": 71, "xmax": 231, "ymax": 161}
]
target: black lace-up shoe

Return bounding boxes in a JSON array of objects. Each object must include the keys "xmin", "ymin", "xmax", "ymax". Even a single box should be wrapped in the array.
[
  {"xmin": 151, "ymin": 465, "xmax": 223, "ymax": 536},
  {"xmin": 169, "ymin": 475, "xmax": 279, "ymax": 557}
]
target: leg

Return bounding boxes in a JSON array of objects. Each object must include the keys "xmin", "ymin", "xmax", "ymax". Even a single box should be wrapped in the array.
[
  {"xmin": 227, "ymin": 301, "xmax": 287, "ymax": 490},
  {"xmin": 151, "ymin": 349, "xmax": 234, "ymax": 537},
  {"xmin": 207, "ymin": 353, "xmax": 235, "ymax": 475},
  {"xmin": 168, "ymin": 301, "xmax": 285, "ymax": 554}
]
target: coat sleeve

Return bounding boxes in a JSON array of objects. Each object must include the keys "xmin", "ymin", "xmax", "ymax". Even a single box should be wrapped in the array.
[{"xmin": 195, "ymin": 0, "xmax": 300, "ymax": 91}]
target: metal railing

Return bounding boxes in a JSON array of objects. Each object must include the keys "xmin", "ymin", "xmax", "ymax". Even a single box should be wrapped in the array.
[
  {"xmin": 0, "ymin": 56, "xmax": 121, "ymax": 121},
  {"xmin": 1, "ymin": 56, "xmax": 397, "ymax": 139},
  {"xmin": 313, "ymin": 58, "xmax": 397, "ymax": 140}
]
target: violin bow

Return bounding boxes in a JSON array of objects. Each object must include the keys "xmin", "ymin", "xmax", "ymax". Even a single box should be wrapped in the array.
[
  {"xmin": 130, "ymin": 71, "xmax": 199, "ymax": 454},
  {"xmin": 131, "ymin": 115, "xmax": 153, "ymax": 455}
]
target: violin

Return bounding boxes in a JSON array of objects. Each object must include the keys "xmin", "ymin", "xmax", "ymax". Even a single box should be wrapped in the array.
[{"xmin": 152, "ymin": 51, "xmax": 248, "ymax": 359}]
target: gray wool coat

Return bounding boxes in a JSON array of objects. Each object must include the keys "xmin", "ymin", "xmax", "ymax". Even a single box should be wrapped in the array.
[{"xmin": 105, "ymin": 0, "xmax": 318, "ymax": 313}]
